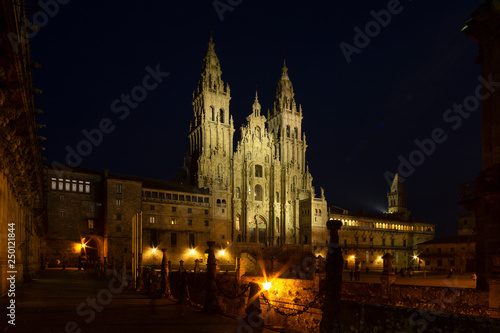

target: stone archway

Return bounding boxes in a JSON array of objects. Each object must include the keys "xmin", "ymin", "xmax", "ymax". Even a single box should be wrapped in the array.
[
  {"xmin": 82, "ymin": 235, "xmax": 104, "ymax": 262},
  {"xmin": 248, "ymin": 216, "xmax": 268, "ymax": 245}
]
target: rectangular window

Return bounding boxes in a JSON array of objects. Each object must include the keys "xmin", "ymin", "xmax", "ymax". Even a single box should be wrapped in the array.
[
  {"xmin": 60, "ymin": 209, "xmax": 66, "ymax": 217},
  {"xmin": 391, "ymin": 239, "xmax": 395, "ymax": 246},
  {"xmin": 116, "ymin": 199, "xmax": 121, "ymax": 206},
  {"xmin": 117, "ymin": 184, "xmax": 122, "ymax": 194},
  {"xmin": 188, "ymin": 208, "xmax": 192, "ymax": 214},
  {"xmin": 116, "ymin": 214, "xmax": 122, "ymax": 221},
  {"xmin": 192, "ymin": 196, "xmax": 197, "ymax": 202},
  {"xmin": 255, "ymin": 165, "xmax": 263, "ymax": 177},
  {"xmin": 85, "ymin": 182, "xmax": 90, "ymax": 193},
  {"xmin": 166, "ymin": 193, "xmax": 172, "ymax": 200},
  {"xmin": 150, "ymin": 205, "xmax": 155, "ymax": 211},
  {"xmin": 72, "ymin": 182, "xmax": 77, "ymax": 192},
  {"xmin": 51, "ymin": 178, "xmax": 57, "ymax": 190},
  {"xmin": 370, "ymin": 238, "xmax": 373, "ymax": 245},
  {"xmin": 204, "ymin": 197, "xmax": 209, "ymax": 203},
  {"xmin": 199, "ymin": 197, "xmax": 204, "ymax": 203},
  {"xmin": 89, "ymin": 204, "xmax": 95, "ymax": 212},
  {"xmin": 403, "ymin": 239, "xmax": 407, "ymax": 247},
  {"xmin": 343, "ymin": 239, "xmax": 347, "ymax": 247},
  {"xmin": 88, "ymin": 220, "xmax": 94, "ymax": 229},
  {"xmin": 205, "ymin": 209, "xmax": 209, "ymax": 215},
  {"xmin": 188, "ymin": 219, "xmax": 192, "ymax": 226},
  {"xmin": 382, "ymin": 239, "xmax": 386, "ymax": 246},
  {"xmin": 78, "ymin": 182, "xmax": 84, "ymax": 192},
  {"xmin": 172, "ymin": 206, "xmax": 176, "ymax": 212},
  {"xmin": 116, "ymin": 227, "xmax": 121, "ymax": 232},
  {"xmin": 171, "ymin": 218, "xmax": 177, "ymax": 225},
  {"xmin": 152, "ymin": 192, "xmax": 158, "ymax": 198},
  {"xmin": 189, "ymin": 233, "xmax": 195, "ymax": 247},
  {"xmin": 186, "ymin": 195, "xmax": 191, "ymax": 202},
  {"xmin": 362, "ymin": 237, "xmax": 366, "ymax": 242},
  {"xmin": 65, "ymin": 182, "xmax": 71, "ymax": 191},
  {"xmin": 204, "ymin": 220, "xmax": 209, "ymax": 227},
  {"xmin": 149, "ymin": 216, "xmax": 156, "ymax": 224},
  {"xmin": 159, "ymin": 192, "xmax": 165, "ymax": 199},
  {"xmin": 171, "ymin": 233, "xmax": 177, "ymax": 246},
  {"xmin": 173, "ymin": 194, "xmax": 178, "ymax": 200},
  {"xmin": 179, "ymin": 195, "xmax": 184, "ymax": 201},
  {"xmin": 145, "ymin": 191, "xmax": 151, "ymax": 198},
  {"xmin": 58, "ymin": 180, "xmax": 64, "ymax": 191}
]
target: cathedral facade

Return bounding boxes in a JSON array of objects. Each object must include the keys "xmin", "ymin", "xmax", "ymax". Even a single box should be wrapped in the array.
[{"xmin": 185, "ymin": 35, "xmax": 328, "ymax": 247}]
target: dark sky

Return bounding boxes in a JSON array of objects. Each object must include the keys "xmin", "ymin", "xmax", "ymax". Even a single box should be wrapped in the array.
[{"xmin": 31, "ymin": 0, "xmax": 485, "ymax": 237}]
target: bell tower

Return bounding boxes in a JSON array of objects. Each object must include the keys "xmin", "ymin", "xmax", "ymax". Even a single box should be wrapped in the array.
[
  {"xmin": 387, "ymin": 173, "xmax": 410, "ymax": 220},
  {"xmin": 189, "ymin": 33, "xmax": 234, "ymax": 190}
]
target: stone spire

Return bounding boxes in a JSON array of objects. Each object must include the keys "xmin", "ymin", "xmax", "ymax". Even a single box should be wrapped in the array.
[
  {"xmin": 198, "ymin": 31, "xmax": 225, "ymax": 93},
  {"xmin": 387, "ymin": 173, "xmax": 409, "ymax": 216},
  {"xmin": 273, "ymin": 58, "xmax": 297, "ymax": 115}
]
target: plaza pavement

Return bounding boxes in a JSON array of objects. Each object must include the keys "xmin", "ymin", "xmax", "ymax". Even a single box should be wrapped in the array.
[{"xmin": 1, "ymin": 268, "xmax": 277, "ymax": 333}]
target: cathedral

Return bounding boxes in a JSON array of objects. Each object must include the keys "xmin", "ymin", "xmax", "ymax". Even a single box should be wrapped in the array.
[{"xmin": 183, "ymin": 34, "xmax": 328, "ymax": 247}]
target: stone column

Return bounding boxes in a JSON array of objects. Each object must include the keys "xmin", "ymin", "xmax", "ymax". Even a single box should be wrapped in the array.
[
  {"xmin": 487, "ymin": 250, "xmax": 500, "ymax": 317},
  {"xmin": 136, "ymin": 253, "xmax": 144, "ymax": 291},
  {"xmin": 380, "ymin": 253, "xmax": 396, "ymax": 298},
  {"xmin": 160, "ymin": 248, "xmax": 171, "ymax": 298},
  {"xmin": 320, "ymin": 219, "xmax": 343, "ymax": 333},
  {"xmin": 236, "ymin": 258, "xmax": 245, "ymax": 283},
  {"xmin": 203, "ymin": 241, "xmax": 221, "ymax": 313},
  {"xmin": 179, "ymin": 260, "xmax": 185, "ymax": 274}
]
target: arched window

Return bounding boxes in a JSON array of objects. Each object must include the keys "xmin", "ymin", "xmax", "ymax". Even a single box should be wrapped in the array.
[
  {"xmin": 235, "ymin": 187, "xmax": 240, "ymax": 199},
  {"xmin": 211, "ymin": 106, "xmax": 215, "ymax": 121},
  {"xmin": 221, "ymin": 199, "xmax": 226, "ymax": 208},
  {"xmin": 286, "ymin": 125, "xmax": 290, "ymax": 138},
  {"xmin": 235, "ymin": 214, "xmax": 240, "ymax": 231},
  {"xmin": 220, "ymin": 109, "xmax": 224, "ymax": 123},
  {"xmin": 275, "ymin": 192, "xmax": 279, "ymax": 203},
  {"xmin": 255, "ymin": 165, "xmax": 263, "ymax": 177},
  {"xmin": 275, "ymin": 217, "xmax": 279, "ymax": 233},
  {"xmin": 216, "ymin": 199, "xmax": 221, "ymax": 207},
  {"xmin": 254, "ymin": 185, "xmax": 263, "ymax": 201}
]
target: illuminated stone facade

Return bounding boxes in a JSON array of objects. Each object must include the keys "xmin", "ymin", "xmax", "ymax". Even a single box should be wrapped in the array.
[
  {"xmin": 329, "ymin": 174, "xmax": 435, "ymax": 270},
  {"xmin": 0, "ymin": 0, "xmax": 46, "ymax": 295},
  {"xmin": 184, "ymin": 35, "xmax": 328, "ymax": 247}
]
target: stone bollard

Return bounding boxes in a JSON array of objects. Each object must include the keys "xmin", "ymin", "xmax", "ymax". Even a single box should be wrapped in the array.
[
  {"xmin": 194, "ymin": 259, "xmax": 201, "ymax": 275},
  {"xmin": 179, "ymin": 260, "xmax": 185, "ymax": 274},
  {"xmin": 320, "ymin": 219, "xmax": 343, "ymax": 333},
  {"xmin": 241, "ymin": 282, "xmax": 264, "ymax": 333},
  {"xmin": 136, "ymin": 253, "xmax": 145, "ymax": 292},
  {"xmin": 121, "ymin": 255, "xmax": 128, "ymax": 288},
  {"xmin": 160, "ymin": 249, "xmax": 171, "ymax": 298},
  {"xmin": 203, "ymin": 241, "xmax": 221, "ymax": 313},
  {"xmin": 487, "ymin": 250, "xmax": 500, "ymax": 315},
  {"xmin": 236, "ymin": 258, "xmax": 245, "ymax": 283},
  {"xmin": 379, "ymin": 253, "xmax": 396, "ymax": 298}
]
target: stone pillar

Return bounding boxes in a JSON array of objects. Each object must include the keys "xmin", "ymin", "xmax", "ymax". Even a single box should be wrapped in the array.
[
  {"xmin": 179, "ymin": 260, "xmax": 185, "ymax": 274},
  {"xmin": 487, "ymin": 250, "xmax": 500, "ymax": 317},
  {"xmin": 380, "ymin": 253, "xmax": 396, "ymax": 298},
  {"xmin": 320, "ymin": 219, "xmax": 343, "ymax": 333},
  {"xmin": 241, "ymin": 282, "xmax": 264, "ymax": 333},
  {"xmin": 203, "ymin": 241, "xmax": 221, "ymax": 313},
  {"xmin": 160, "ymin": 249, "xmax": 171, "ymax": 298},
  {"xmin": 236, "ymin": 258, "xmax": 245, "ymax": 282},
  {"xmin": 136, "ymin": 253, "xmax": 144, "ymax": 292},
  {"xmin": 121, "ymin": 255, "xmax": 128, "ymax": 288}
]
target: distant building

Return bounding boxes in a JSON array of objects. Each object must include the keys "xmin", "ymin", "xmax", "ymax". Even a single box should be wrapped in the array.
[
  {"xmin": 417, "ymin": 235, "xmax": 476, "ymax": 273},
  {"xmin": 329, "ymin": 174, "xmax": 435, "ymax": 270}
]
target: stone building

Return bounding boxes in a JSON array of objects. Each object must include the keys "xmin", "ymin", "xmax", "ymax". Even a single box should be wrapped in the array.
[
  {"xmin": 329, "ymin": 174, "xmax": 435, "ymax": 270},
  {"xmin": 0, "ymin": 0, "xmax": 46, "ymax": 295},
  {"xmin": 45, "ymin": 167, "xmax": 225, "ymax": 269},
  {"xmin": 417, "ymin": 235, "xmax": 476, "ymax": 273},
  {"xmin": 182, "ymin": 35, "xmax": 328, "ymax": 248},
  {"xmin": 460, "ymin": 0, "xmax": 500, "ymax": 290},
  {"xmin": 458, "ymin": 210, "xmax": 476, "ymax": 236}
]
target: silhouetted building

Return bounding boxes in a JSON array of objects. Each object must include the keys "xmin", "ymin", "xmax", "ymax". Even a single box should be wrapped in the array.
[{"xmin": 417, "ymin": 235, "xmax": 476, "ymax": 273}]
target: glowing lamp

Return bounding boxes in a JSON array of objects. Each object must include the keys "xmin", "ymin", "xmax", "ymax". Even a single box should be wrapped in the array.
[
  {"xmin": 152, "ymin": 248, "xmax": 157, "ymax": 254},
  {"xmin": 220, "ymin": 249, "xmax": 226, "ymax": 256},
  {"xmin": 413, "ymin": 255, "xmax": 418, "ymax": 260},
  {"xmin": 189, "ymin": 249, "xmax": 196, "ymax": 255},
  {"xmin": 81, "ymin": 243, "xmax": 86, "ymax": 248},
  {"xmin": 349, "ymin": 255, "xmax": 355, "ymax": 260},
  {"xmin": 263, "ymin": 281, "xmax": 271, "ymax": 290}
]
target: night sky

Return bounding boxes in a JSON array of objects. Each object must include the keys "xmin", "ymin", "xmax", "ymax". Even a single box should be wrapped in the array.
[{"xmin": 30, "ymin": 0, "xmax": 485, "ymax": 237}]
